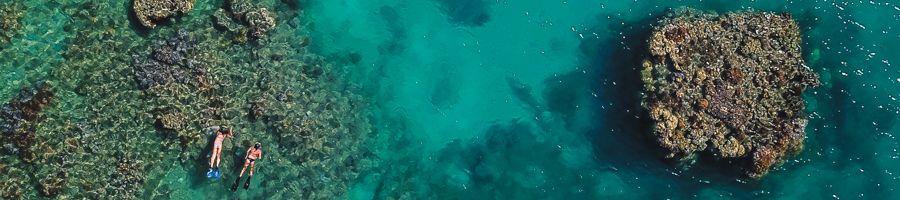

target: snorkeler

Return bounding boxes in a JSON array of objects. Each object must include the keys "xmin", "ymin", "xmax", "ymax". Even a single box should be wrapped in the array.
[
  {"xmin": 232, "ymin": 142, "xmax": 263, "ymax": 191},
  {"xmin": 207, "ymin": 126, "xmax": 233, "ymax": 178}
]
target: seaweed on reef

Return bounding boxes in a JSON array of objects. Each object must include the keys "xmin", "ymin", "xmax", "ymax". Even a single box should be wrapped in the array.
[
  {"xmin": 214, "ymin": 0, "xmax": 278, "ymax": 41},
  {"xmin": 106, "ymin": 156, "xmax": 146, "ymax": 199},
  {"xmin": 1, "ymin": 82, "xmax": 54, "ymax": 162},
  {"xmin": 0, "ymin": 167, "xmax": 27, "ymax": 199},
  {"xmin": 0, "ymin": 82, "xmax": 56, "ymax": 198},
  {"xmin": 38, "ymin": 171, "xmax": 66, "ymax": 197},
  {"xmin": 132, "ymin": 0, "xmax": 195, "ymax": 28},
  {"xmin": 132, "ymin": 30, "xmax": 204, "ymax": 90},
  {"xmin": 641, "ymin": 8, "xmax": 818, "ymax": 178},
  {"xmin": 28, "ymin": 3, "xmax": 176, "ymax": 198},
  {"xmin": 0, "ymin": 1, "xmax": 25, "ymax": 46},
  {"xmin": 0, "ymin": 0, "xmax": 375, "ymax": 198}
]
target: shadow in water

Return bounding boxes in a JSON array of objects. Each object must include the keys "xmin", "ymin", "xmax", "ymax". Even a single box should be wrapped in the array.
[
  {"xmin": 378, "ymin": 5, "xmax": 408, "ymax": 56},
  {"xmin": 125, "ymin": 0, "xmax": 151, "ymax": 37},
  {"xmin": 432, "ymin": 0, "xmax": 492, "ymax": 27},
  {"xmin": 542, "ymin": 71, "xmax": 586, "ymax": 130},
  {"xmin": 572, "ymin": 10, "xmax": 663, "ymax": 170}
]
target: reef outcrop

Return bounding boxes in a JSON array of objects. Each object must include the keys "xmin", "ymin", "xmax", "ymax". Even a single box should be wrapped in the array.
[
  {"xmin": 133, "ymin": 0, "xmax": 195, "ymax": 28},
  {"xmin": 0, "ymin": 82, "xmax": 54, "ymax": 198},
  {"xmin": 132, "ymin": 30, "xmax": 211, "ymax": 147},
  {"xmin": 0, "ymin": 1, "xmax": 24, "ymax": 46},
  {"xmin": 107, "ymin": 157, "xmax": 146, "ymax": 198},
  {"xmin": 640, "ymin": 9, "xmax": 819, "ymax": 178},
  {"xmin": 245, "ymin": 8, "xmax": 276, "ymax": 38},
  {"xmin": 1, "ymin": 82, "xmax": 54, "ymax": 161},
  {"xmin": 213, "ymin": 0, "xmax": 277, "ymax": 40},
  {"xmin": 0, "ymin": 2, "xmax": 369, "ymax": 198},
  {"xmin": 132, "ymin": 30, "xmax": 205, "ymax": 90}
]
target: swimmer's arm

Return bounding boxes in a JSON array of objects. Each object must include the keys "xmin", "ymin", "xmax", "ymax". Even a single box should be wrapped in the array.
[{"xmin": 245, "ymin": 148, "xmax": 252, "ymax": 159}]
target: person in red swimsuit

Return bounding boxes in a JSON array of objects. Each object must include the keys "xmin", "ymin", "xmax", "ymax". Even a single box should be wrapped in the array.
[
  {"xmin": 207, "ymin": 126, "xmax": 232, "ymax": 176},
  {"xmin": 233, "ymin": 142, "xmax": 263, "ymax": 190}
]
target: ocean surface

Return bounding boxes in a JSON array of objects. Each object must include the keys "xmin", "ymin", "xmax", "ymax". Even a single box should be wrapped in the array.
[{"xmin": 1, "ymin": 0, "xmax": 899, "ymax": 199}]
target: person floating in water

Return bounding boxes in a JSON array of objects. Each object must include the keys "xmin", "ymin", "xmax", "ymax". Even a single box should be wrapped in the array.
[
  {"xmin": 232, "ymin": 142, "xmax": 263, "ymax": 191},
  {"xmin": 207, "ymin": 126, "xmax": 233, "ymax": 178}
]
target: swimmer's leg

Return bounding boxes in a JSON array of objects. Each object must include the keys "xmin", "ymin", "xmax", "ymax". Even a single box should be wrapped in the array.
[
  {"xmin": 209, "ymin": 147, "xmax": 220, "ymax": 168},
  {"xmin": 213, "ymin": 147, "xmax": 222, "ymax": 168},
  {"xmin": 244, "ymin": 161, "xmax": 255, "ymax": 189}
]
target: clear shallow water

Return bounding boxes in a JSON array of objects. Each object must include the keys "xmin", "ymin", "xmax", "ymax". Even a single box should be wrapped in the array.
[
  {"xmin": 0, "ymin": 0, "xmax": 897, "ymax": 199},
  {"xmin": 305, "ymin": 0, "xmax": 900, "ymax": 199}
]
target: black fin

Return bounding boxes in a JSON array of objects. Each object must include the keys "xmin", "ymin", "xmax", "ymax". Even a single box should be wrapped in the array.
[
  {"xmin": 231, "ymin": 177, "xmax": 241, "ymax": 191},
  {"xmin": 243, "ymin": 175, "xmax": 252, "ymax": 189}
]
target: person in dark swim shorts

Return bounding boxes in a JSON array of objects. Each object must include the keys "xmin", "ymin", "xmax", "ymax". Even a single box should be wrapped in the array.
[{"xmin": 232, "ymin": 142, "xmax": 262, "ymax": 191}]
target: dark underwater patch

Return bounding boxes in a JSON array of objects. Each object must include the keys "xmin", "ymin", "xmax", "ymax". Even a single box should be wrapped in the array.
[
  {"xmin": 430, "ymin": 69, "xmax": 460, "ymax": 110},
  {"xmin": 433, "ymin": 0, "xmax": 492, "ymax": 27},
  {"xmin": 378, "ymin": 5, "xmax": 407, "ymax": 55},
  {"xmin": 542, "ymin": 71, "xmax": 587, "ymax": 128},
  {"xmin": 506, "ymin": 76, "xmax": 540, "ymax": 112},
  {"xmin": 427, "ymin": 119, "xmax": 600, "ymax": 198}
]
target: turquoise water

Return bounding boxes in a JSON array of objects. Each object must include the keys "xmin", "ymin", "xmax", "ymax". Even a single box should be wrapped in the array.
[
  {"xmin": 307, "ymin": 0, "xmax": 900, "ymax": 199},
  {"xmin": 0, "ymin": 0, "xmax": 898, "ymax": 199}
]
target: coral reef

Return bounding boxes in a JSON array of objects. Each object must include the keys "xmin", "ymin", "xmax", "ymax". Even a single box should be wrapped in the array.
[
  {"xmin": 132, "ymin": 30, "xmax": 205, "ymax": 89},
  {"xmin": 245, "ymin": 8, "xmax": 277, "ymax": 38},
  {"xmin": 214, "ymin": 0, "xmax": 278, "ymax": 40},
  {"xmin": 38, "ymin": 171, "xmax": 66, "ymax": 197},
  {"xmin": 0, "ymin": 1, "xmax": 24, "ymax": 46},
  {"xmin": 0, "ymin": 82, "xmax": 54, "ymax": 198},
  {"xmin": 106, "ymin": 157, "xmax": 146, "ymax": 199},
  {"xmin": 0, "ymin": 1, "xmax": 369, "ymax": 198},
  {"xmin": 640, "ymin": 8, "xmax": 819, "ymax": 178},
  {"xmin": 0, "ymin": 82, "xmax": 54, "ymax": 162},
  {"xmin": 0, "ymin": 167, "xmax": 27, "ymax": 199},
  {"xmin": 132, "ymin": 0, "xmax": 195, "ymax": 28}
]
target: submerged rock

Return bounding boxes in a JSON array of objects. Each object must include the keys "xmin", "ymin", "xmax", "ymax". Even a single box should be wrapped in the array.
[
  {"xmin": 38, "ymin": 171, "xmax": 66, "ymax": 197},
  {"xmin": 0, "ymin": 1, "xmax": 24, "ymax": 45},
  {"xmin": 214, "ymin": 0, "xmax": 277, "ymax": 40},
  {"xmin": 640, "ymin": 9, "xmax": 818, "ymax": 178},
  {"xmin": 132, "ymin": 30, "xmax": 205, "ymax": 89},
  {"xmin": 108, "ymin": 157, "xmax": 146, "ymax": 198},
  {"xmin": 0, "ymin": 82, "xmax": 54, "ymax": 160},
  {"xmin": 133, "ymin": 0, "xmax": 195, "ymax": 28},
  {"xmin": 245, "ymin": 8, "xmax": 276, "ymax": 38}
]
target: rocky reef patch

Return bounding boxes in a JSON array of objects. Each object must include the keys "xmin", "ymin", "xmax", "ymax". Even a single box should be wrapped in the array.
[
  {"xmin": 132, "ymin": 30, "xmax": 205, "ymax": 90},
  {"xmin": 0, "ymin": 82, "xmax": 54, "ymax": 199},
  {"xmin": 213, "ymin": 0, "xmax": 277, "ymax": 41},
  {"xmin": 0, "ymin": 1, "xmax": 25, "ymax": 46},
  {"xmin": 640, "ymin": 8, "xmax": 819, "ymax": 178},
  {"xmin": 132, "ymin": 0, "xmax": 195, "ymax": 28},
  {"xmin": 1, "ymin": 82, "xmax": 54, "ymax": 162},
  {"xmin": 0, "ymin": 0, "xmax": 370, "ymax": 198}
]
